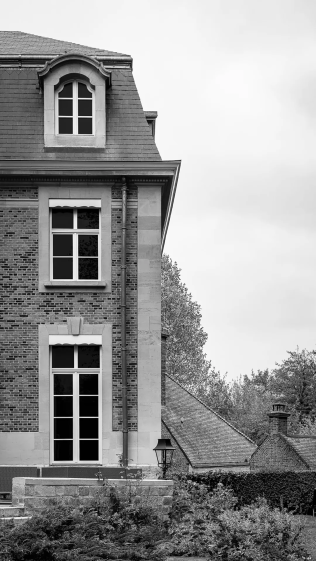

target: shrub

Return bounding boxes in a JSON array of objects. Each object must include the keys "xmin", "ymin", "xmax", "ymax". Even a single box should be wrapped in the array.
[
  {"xmin": 0, "ymin": 483, "xmax": 167, "ymax": 561},
  {"xmin": 168, "ymin": 478, "xmax": 310, "ymax": 560},
  {"xmin": 184, "ymin": 470, "xmax": 316, "ymax": 513},
  {"xmin": 0, "ymin": 478, "xmax": 310, "ymax": 561}
]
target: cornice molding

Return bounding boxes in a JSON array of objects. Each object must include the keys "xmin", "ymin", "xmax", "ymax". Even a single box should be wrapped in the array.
[
  {"xmin": 37, "ymin": 53, "xmax": 111, "ymax": 87},
  {"xmin": 0, "ymin": 160, "xmax": 180, "ymax": 176},
  {"xmin": 0, "ymin": 54, "xmax": 133, "ymax": 69}
]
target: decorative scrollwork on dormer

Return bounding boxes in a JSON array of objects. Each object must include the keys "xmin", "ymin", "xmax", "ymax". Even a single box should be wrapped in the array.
[{"xmin": 38, "ymin": 52, "xmax": 111, "ymax": 89}]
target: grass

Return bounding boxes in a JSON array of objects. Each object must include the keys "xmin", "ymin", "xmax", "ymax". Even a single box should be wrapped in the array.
[{"xmin": 298, "ymin": 515, "xmax": 316, "ymax": 561}]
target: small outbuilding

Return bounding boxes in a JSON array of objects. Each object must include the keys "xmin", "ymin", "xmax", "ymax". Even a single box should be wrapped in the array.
[{"xmin": 250, "ymin": 403, "xmax": 316, "ymax": 471}]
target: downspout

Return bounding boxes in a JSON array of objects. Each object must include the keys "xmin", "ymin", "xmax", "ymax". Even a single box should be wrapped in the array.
[{"xmin": 121, "ymin": 177, "xmax": 128, "ymax": 468}]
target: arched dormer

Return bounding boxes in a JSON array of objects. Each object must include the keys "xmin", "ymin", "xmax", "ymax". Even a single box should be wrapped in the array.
[{"xmin": 38, "ymin": 53, "xmax": 111, "ymax": 148}]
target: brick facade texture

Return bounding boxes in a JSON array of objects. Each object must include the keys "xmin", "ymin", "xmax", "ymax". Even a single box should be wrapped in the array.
[
  {"xmin": 0, "ymin": 183, "xmax": 138, "ymax": 432},
  {"xmin": 250, "ymin": 434, "xmax": 307, "ymax": 471}
]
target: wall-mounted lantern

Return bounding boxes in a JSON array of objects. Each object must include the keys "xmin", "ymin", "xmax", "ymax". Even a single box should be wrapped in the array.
[{"xmin": 153, "ymin": 438, "xmax": 175, "ymax": 479}]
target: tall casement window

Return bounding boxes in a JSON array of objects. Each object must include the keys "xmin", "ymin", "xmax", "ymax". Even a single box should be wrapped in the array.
[
  {"xmin": 50, "ymin": 203, "xmax": 100, "ymax": 281},
  {"xmin": 51, "ymin": 345, "xmax": 101, "ymax": 463},
  {"xmin": 56, "ymin": 81, "xmax": 94, "ymax": 135}
]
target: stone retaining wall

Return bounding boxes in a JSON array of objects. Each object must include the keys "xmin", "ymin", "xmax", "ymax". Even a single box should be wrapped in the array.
[{"xmin": 12, "ymin": 478, "xmax": 174, "ymax": 517}]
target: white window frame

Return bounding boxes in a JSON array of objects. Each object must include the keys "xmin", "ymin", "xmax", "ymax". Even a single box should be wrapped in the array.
[
  {"xmin": 55, "ymin": 80, "xmax": 95, "ymax": 136},
  {"xmin": 50, "ymin": 343, "xmax": 102, "ymax": 465},
  {"xmin": 50, "ymin": 204, "xmax": 101, "ymax": 282}
]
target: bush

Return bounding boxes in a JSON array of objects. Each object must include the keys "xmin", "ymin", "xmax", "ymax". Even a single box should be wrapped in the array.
[
  {"xmin": 0, "ymin": 478, "xmax": 310, "ymax": 561},
  {"xmin": 184, "ymin": 470, "xmax": 316, "ymax": 514},
  {"xmin": 168, "ymin": 479, "xmax": 310, "ymax": 560},
  {"xmin": 0, "ymin": 482, "xmax": 167, "ymax": 561}
]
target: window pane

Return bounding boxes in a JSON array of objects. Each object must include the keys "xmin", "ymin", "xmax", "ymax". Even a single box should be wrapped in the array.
[
  {"xmin": 52, "ymin": 209, "xmax": 73, "ymax": 229},
  {"xmin": 78, "ymin": 258, "xmax": 98, "ymax": 280},
  {"xmin": 78, "ymin": 235, "xmax": 98, "ymax": 257},
  {"xmin": 54, "ymin": 440, "xmax": 73, "ymax": 461},
  {"xmin": 52, "ymin": 346, "xmax": 74, "ymax": 368},
  {"xmin": 54, "ymin": 396, "xmax": 73, "ymax": 417},
  {"xmin": 78, "ymin": 83, "xmax": 92, "ymax": 98},
  {"xmin": 79, "ymin": 347, "xmax": 100, "ymax": 370},
  {"xmin": 53, "ymin": 258, "xmax": 73, "ymax": 279},
  {"xmin": 59, "ymin": 118, "xmax": 73, "ymax": 134},
  {"xmin": 80, "ymin": 418, "xmax": 98, "ymax": 439},
  {"xmin": 59, "ymin": 99, "xmax": 73, "ymax": 116},
  {"xmin": 78, "ymin": 100, "xmax": 92, "ymax": 117},
  {"xmin": 77, "ymin": 209, "xmax": 99, "ymax": 229},
  {"xmin": 80, "ymin": 440, "xmax": 98, "ymax": 461},
  {"xmin": 53, "ymin": 235, "xmax": 73, "ymax": 256},
  {"xmin": 54, "ymin": 418, "xmax": 73, "ymax": 439},
  {"xmin": 79, "ymin": 396, "xmax": 98, "ymax": 417},
  {"xmin": 54, "ymin": 374, "xmax": 73, "ymax": 394},
  {"xmin": 78, "ymin": 118, "xmax": 92, "ymax": 135},
  {"xmin": 59, "ymin": 83, "xmax": 73, "ymax": 98},
  {"xmin": 79, "ymin": 374, "xmax": 99, "ymax": 393}
]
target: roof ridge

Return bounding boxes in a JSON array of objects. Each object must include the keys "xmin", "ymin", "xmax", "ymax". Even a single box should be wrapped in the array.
[{"xmin": 165, "ymin": 373, "xmax": 256, "ymax": 445}]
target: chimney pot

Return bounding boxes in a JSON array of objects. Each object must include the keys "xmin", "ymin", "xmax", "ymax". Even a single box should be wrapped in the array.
[{"xmin": 268, "ymin": 402, "xmax": 290, "ymax": 435}]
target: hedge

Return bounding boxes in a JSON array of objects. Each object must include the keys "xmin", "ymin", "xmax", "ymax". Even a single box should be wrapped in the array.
[{"xmin": 184, "ymin": 471, "xmax": 316, "ymax": 514}]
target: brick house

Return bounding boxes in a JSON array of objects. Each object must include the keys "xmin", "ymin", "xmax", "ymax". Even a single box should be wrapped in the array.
[
  {"xmin": 161, "ymin": 373, "xmax": 257, "ymax": 472},
  {"xmin": 250, "ymin": 403, "xmax": 316, "ymax": 471},
  {"xmin": 0, "ymin": 32, "xmax": 180, "ymax": 485}
]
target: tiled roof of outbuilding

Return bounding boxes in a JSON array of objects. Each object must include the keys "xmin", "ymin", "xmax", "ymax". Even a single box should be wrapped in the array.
[
  {"xmin": 0, "ymin": 31, "xmax": 129, "ymax": 57},
  {"xmin": 284, "ymin": 435, "xmax": 316, "ymax": 470},
  {"xmin": 162, "ymin": 375, "xmax": 257, "ymax": 468}
]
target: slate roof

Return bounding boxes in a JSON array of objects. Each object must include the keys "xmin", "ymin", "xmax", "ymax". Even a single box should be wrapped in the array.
[
  {"xmin": 0, "ymin": 31, "xmax": 129, "ymax": 58},
  {"xmin": 162, "ymin": 375, "xmax": 257, "ymax": 468},
  {"xmin": 284, "ymin": 435, "xmax": 316, "ymax": 470},
  {"xmin": 0, "ymin": 32, "xmax": 161, "ymax": 161}
]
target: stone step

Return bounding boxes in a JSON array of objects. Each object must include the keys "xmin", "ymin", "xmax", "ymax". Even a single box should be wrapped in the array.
[{"xmin": 0, "ymin": 506, "xmax": 25, "ymax": 517}]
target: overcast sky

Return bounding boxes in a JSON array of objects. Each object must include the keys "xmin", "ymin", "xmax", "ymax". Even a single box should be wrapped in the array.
[{"xmin": 3, "ymin": 0, "xmax": 316, "ymax": 380}]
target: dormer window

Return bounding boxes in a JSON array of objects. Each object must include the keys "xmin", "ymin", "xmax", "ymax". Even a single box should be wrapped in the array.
[
  {"xmin": 39, "ymin": 53, "xmax": 111, "ymax": 148},
  {"xmin": 57, "ymin": 81, "xmax": 94, "ymax": 136}
]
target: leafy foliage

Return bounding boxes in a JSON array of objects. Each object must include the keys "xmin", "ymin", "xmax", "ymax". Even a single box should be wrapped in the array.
[
  {"xmin": 186, "ymin": 470, "xmax": 316, "ymax": 514},
  {"xmin": 229, "ymin": 369, "xmax": 275, "ymax": 442},
  {"xmin": 0, "ymin": 477, "xmax": 310, "ymax": 561},
  {"xmin": 168, "ymin": 478, "xmax": 309, "ymax": 560},
  {"xmin": 162, "ymin": 254, "xmax": 232, "ymax": 418},
  {"xmin": 0, "ymin": 483, "xmax": 167, "ymax": 561},
  {"xmin": 272, "ymin": 348, "xmax": 316, "ymax": 423}
]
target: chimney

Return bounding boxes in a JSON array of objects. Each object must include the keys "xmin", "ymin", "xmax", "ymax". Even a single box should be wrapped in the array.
[{"xmin": 268, "ymin": 403, "xmax": 290, "ymax": 435}]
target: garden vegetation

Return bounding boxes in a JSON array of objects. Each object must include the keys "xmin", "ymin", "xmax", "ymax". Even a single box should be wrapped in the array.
[{"xmin": 0, "ymin": 476, "xmax": 310, "ymax": 561}]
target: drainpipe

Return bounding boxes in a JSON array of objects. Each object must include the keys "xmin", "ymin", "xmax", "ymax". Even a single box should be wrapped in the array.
[{"xmin": 121, "ymin": 177, "xmax": 128, "ymax": 468}]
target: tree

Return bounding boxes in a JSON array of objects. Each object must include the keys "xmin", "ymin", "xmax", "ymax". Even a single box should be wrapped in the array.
[
  {"xmin": 229, "ymin": 370, "xmax": 275, "ymax": 443},
  {"xmin": 161, "ymin": 254, "xmax": 231, "ymax": 418},
  {"xmin": 271, "ymin": 347, "xmax": 316, "ymax": 426}
]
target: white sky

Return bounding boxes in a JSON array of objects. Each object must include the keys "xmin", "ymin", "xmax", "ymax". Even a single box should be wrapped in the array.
[{"xmin": 3, "ymin": 0, "xmax": 316, "ymax": 380}]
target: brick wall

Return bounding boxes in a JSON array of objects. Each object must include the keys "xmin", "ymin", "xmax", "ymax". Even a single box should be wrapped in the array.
[
  {"xmin": 250, "ymin": 434, "xmax": 307, "ymax": 471},
  {"xmin": 0, "ymin": 183, "xmax": 138, "ymax": 432}
]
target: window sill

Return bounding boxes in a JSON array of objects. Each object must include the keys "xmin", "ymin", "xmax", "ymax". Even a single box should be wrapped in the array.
[{"xmin": 44, "ymin": 281, "xmax": 107, "ymax": 288}]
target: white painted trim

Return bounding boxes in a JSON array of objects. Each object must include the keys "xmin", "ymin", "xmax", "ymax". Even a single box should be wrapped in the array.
[
  {"xmin": 49, "ymin": 335, "xmax": 102, "ymax": 345},
  {"xmin": 49, "ymin": 199, "xmax": 101, "ymax": 208}
]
